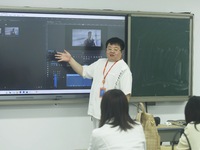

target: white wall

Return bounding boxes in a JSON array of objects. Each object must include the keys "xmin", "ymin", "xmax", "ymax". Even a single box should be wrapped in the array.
[
  {"xmin": 0, "ymin": 1, "xmax": 200, "ymax": 150},
  {"xmin": 0, "ymin": 103, "xmax": 93, "ymax": 150}
]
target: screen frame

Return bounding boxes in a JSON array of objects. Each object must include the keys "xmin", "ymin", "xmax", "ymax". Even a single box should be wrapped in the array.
[{"xmin": 0, "ymin": 8, "xmax": 129, "ymax": 102}]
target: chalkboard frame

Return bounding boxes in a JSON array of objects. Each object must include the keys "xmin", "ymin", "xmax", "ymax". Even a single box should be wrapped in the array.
[{"xmin": 128, "ymin": 13, "xmax": 193, "ymax": 102}]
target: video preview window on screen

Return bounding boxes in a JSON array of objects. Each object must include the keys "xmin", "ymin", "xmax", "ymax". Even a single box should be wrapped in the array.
[{"xmin": 0, "ymin": 12, "xmax": 127, "ymax": 97}]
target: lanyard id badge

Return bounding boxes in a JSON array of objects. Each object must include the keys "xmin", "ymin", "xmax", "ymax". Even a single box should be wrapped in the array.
[
  {"xmin": 99, "ymin": 60, "xmax": 118, "ymax": 98},
  {"xmin": 99, "ymin": 87, "xmax": 106, "ymax": 97}
]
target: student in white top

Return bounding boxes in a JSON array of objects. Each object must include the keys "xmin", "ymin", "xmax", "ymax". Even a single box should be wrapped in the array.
[
  {"xmin": 88, "ymin": 89, "xmax": 146, "ymax": 150},
  {"xmin": 176, "ymin": 96, "xmax": 200, "ymax": 150},
  {"xmin": 55, "ymin": 37, "xmax": 132, "ymax": 128}
]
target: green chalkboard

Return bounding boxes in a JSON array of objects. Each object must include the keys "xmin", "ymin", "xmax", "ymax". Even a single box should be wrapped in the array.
[{"xmin": 130, "ymin": 15, "xmax": 192, "ymax": 97}]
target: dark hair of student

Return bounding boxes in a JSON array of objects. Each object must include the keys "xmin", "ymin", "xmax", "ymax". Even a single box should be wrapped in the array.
[
  {"xmin": 185, "ymin": 96, "xmax": 200, "ymax": 131},
  {"xmin": 99, "ymin": 89, "xmax": 137, "ymax": 131},
  {"xmin": 106, "ymin": 37, "xmax": 125, "ymax": 51}
]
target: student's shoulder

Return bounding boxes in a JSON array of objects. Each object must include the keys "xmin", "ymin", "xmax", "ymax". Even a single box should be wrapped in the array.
[
  {"xmin": 91, "ymin": 127, "xmax": 105, "ymax": 138},
  {"xmin": 186, "ymin": 122, "xmax": 200, "ymax": 131},
  {"xmin": 129, "ymin": 121, "xmax": 143, "ymax": 132},
  {"xmin": 92, "ymin": 124, "xmax": 112, "ymax": 136}
]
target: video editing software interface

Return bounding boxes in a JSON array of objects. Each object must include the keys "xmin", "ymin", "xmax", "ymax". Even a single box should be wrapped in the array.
[{"xmin": 0, "ymin": 12, "xmax": 126, "ymax": 96}]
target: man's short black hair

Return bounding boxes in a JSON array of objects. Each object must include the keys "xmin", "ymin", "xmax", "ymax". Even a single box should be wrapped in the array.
[{"xmin": 106, "ymin": 37, "xmax": 125, "ymax": 51}]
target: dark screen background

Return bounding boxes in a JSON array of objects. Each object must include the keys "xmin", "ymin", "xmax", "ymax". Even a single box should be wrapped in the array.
[{"xmin": 0, "ymin": 13, "xmax": 127, "ymax": 94}]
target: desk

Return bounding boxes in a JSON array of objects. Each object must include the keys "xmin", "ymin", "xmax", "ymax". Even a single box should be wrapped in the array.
[{"xmin": 157, "ymin": 124, "xmax": 184, "ymax": 143}]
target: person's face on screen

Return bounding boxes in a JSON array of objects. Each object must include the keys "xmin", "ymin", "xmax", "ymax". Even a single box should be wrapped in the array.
[
  {"xmin": 88, "ymin": 31, "xmax": 92, "ymax": 39},
  {"xmin": 106, "ymin": 43, "xmax": 122, "ymax": 62}
]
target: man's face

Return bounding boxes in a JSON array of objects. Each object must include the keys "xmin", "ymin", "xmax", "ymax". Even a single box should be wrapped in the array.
[{"xmin": 106, "ymin": 43, "xmax": 122, "ymax": 62}]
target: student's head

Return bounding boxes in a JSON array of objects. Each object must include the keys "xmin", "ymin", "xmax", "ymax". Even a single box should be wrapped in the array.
[
  {"xmin": 106, "ymin": 37, "xmax": 125, "ymax": 62},
  {"xmin": 99, "ymin": 89, "xmax": 136, "ymax": 131},
  {"xmin": 185, "ymin": 96, "xmax": 200, "ymax": 126}
]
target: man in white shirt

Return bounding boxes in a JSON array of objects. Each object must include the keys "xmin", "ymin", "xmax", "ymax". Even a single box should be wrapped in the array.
[{"xmin": 55, "ymin": 37, "xmax": 132, "ymax": 128}]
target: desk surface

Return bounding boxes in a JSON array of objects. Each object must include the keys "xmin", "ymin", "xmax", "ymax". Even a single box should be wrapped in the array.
[
  {"xmin": 157, "ymin": 124, "xmax": 184, "ymax": 130},
  {"xmin": 157, "ymin": 124, "xmax": 184, "ymax": 142}
]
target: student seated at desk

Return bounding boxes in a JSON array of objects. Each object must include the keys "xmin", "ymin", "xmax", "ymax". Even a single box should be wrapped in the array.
[
  {"xmin": 176, "ymin": 96, "xmax": 200, "ymax": 150},
  {"xmin": 88, "ymin": 89, "xmax": 146, "ymax": 150}
]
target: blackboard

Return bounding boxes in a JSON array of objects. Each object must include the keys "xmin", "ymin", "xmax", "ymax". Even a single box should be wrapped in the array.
[{"xmin": 130, "ymin": 15, "xmax": 192, "ymax": 97}]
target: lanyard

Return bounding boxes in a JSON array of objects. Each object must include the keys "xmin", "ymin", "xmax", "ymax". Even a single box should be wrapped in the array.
[{"xmin": 102, "ymin": 60, "xmax": 118, "ymax": 86}]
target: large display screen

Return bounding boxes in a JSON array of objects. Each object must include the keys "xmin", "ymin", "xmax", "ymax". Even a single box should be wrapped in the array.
[{"xmin": 0, "ymin": 11, "xmax": 127, "ymax": 100}]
